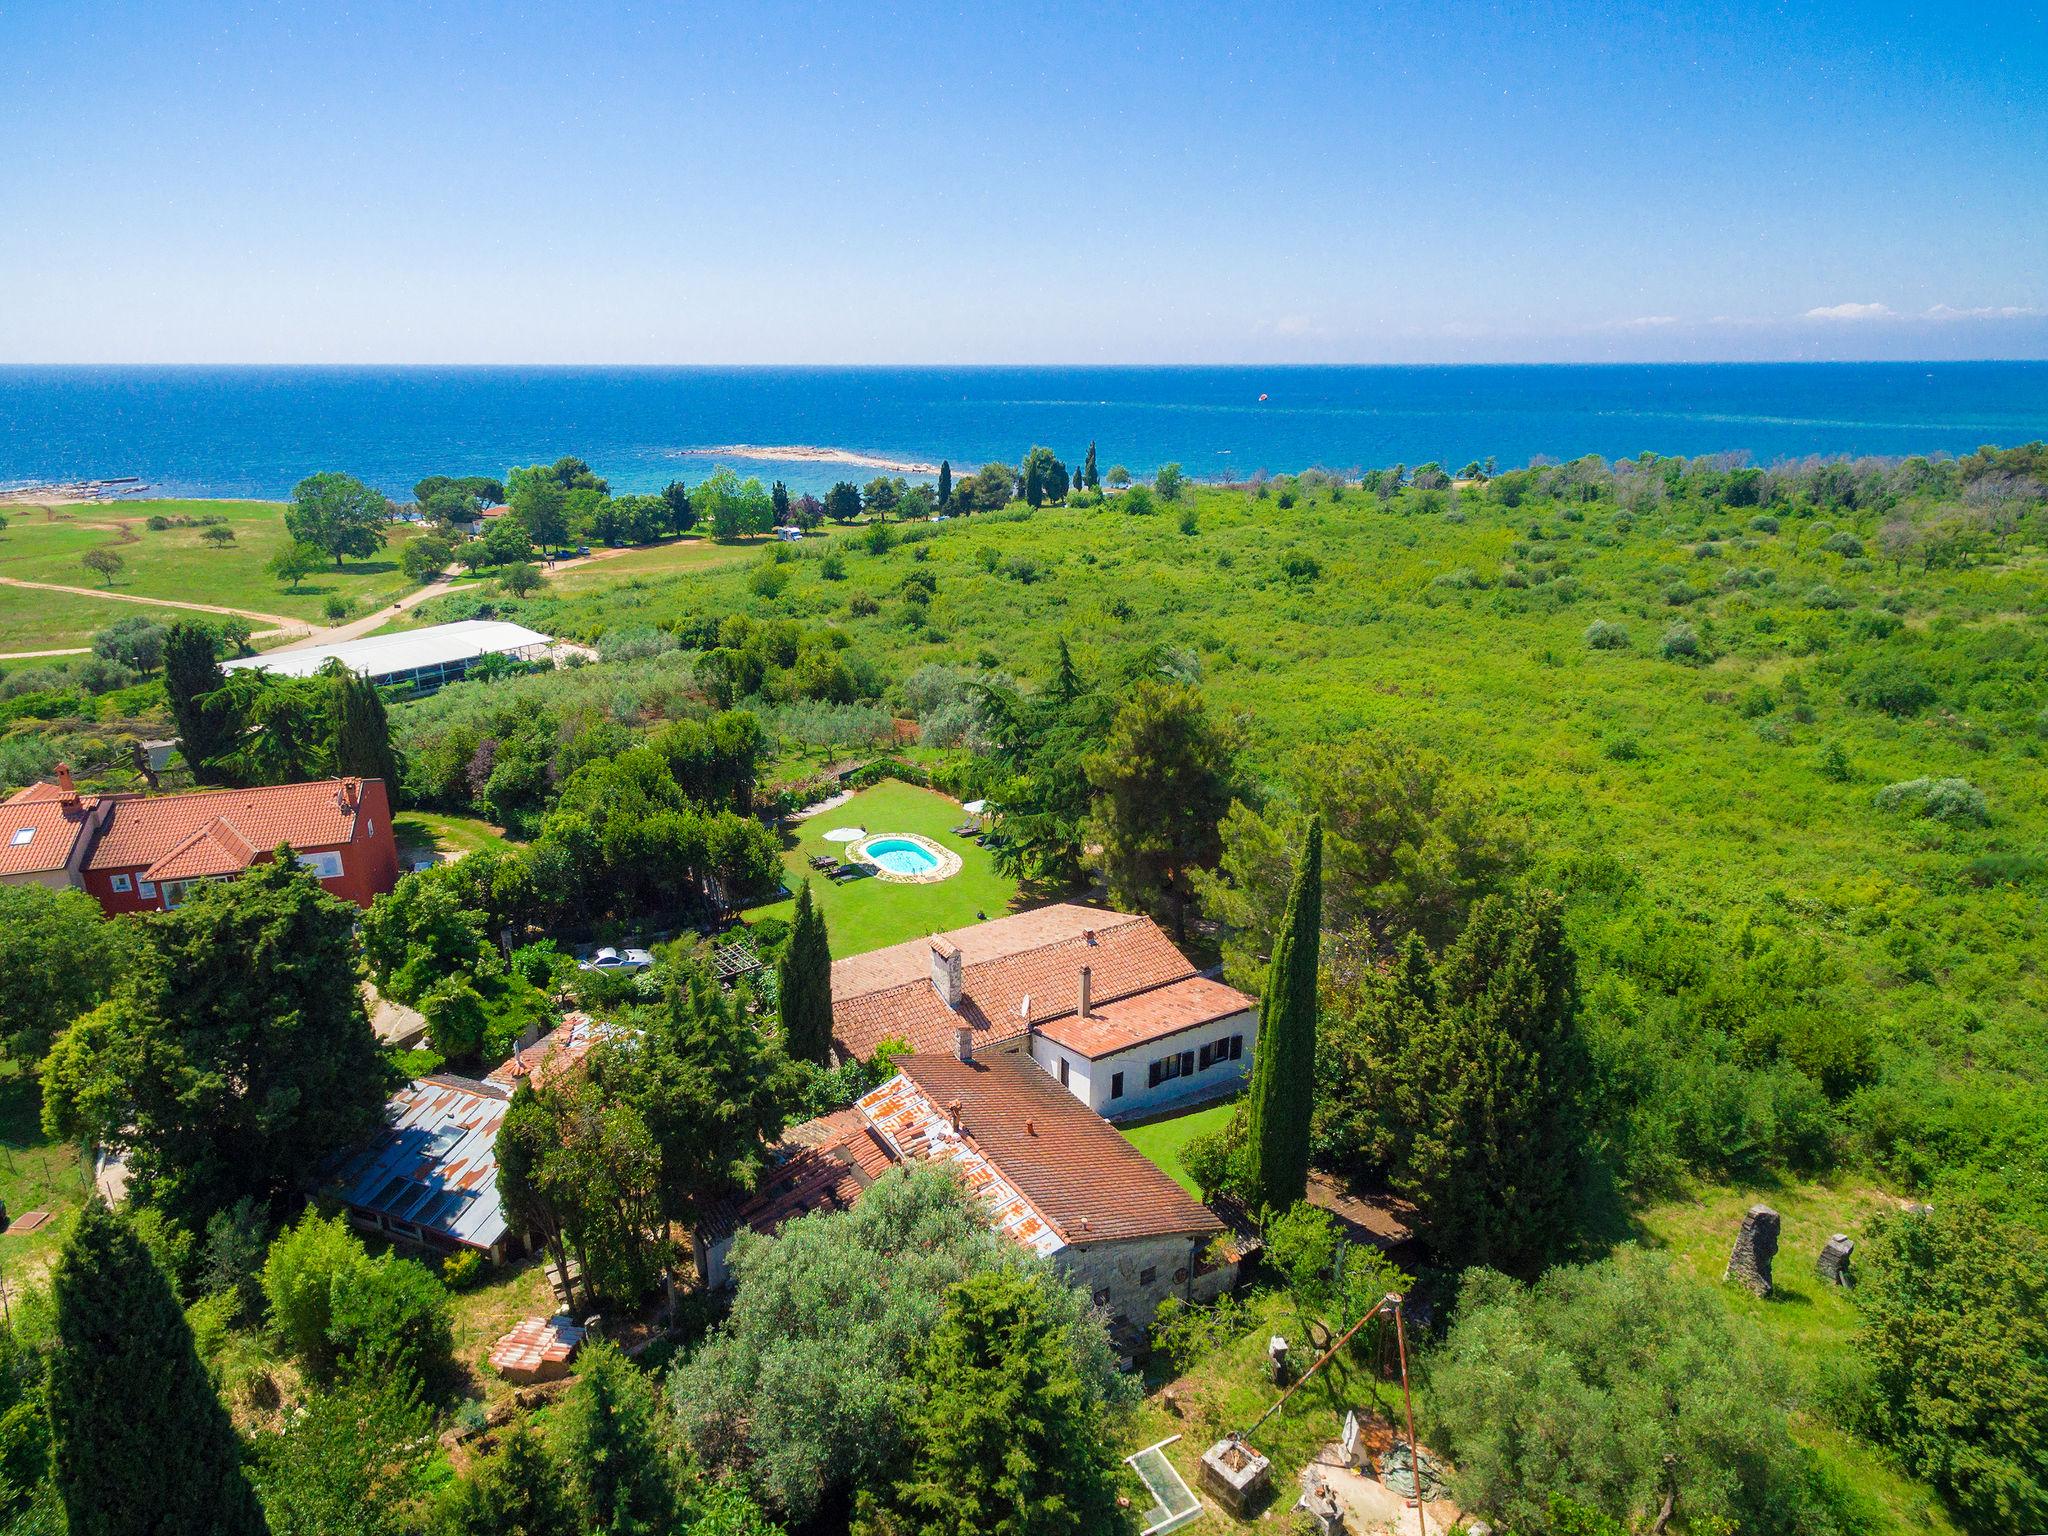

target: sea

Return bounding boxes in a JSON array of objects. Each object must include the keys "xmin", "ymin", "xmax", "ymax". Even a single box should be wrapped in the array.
[{"xmin": 2, "ymin": 363, "xmax": 2046, "ymax": 501}]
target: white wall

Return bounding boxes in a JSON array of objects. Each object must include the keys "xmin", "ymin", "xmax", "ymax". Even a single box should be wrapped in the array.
[{"xmin": 1020, "ymin": 1009, "xmax": 1257, "ymax": 1119}]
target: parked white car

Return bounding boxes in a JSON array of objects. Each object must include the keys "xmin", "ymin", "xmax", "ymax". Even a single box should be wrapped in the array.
[{"xmin": 578, "ymin": 946, "xmax": 655, "ymax": 974}]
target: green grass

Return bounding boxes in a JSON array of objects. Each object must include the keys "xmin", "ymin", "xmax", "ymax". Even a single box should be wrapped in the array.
[
  {"xmin": 0, "ymin": 499, "xmax": 426, "ymax": 626},
  {"xmin": 542, "ymin": 534, "xmax": 752, "ymax": 594},
  {"xmin": 1120, "ymin": 1098, "xmax": 1239, "ymax": 1197},
  {"xmin": 0, "ymin": 1064, "xmax": 89, "ymax": 1285},
  {"xmin": 1635, "ymin": 1179, "xmax": 1964, "ymax": 1536},
  {"xmin": 393, "ymin": 810, "xmax": 516, "ymax": 861},
  {"xmin": 740, "ymin": 779, "xmax": 1021, "ymax": 954},
  {"xmin": 0, "ymin": 585, "xmax": 133, "ymax": 652},
  {"xmin": 1126, "ymin": 1287, "xmax": 1432, "ymax": 1528}
]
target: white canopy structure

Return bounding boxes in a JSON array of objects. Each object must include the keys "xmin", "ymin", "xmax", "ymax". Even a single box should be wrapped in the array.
[{"xmin": 225, "ymin": 620, "xmax": 553, "ymax": 691}]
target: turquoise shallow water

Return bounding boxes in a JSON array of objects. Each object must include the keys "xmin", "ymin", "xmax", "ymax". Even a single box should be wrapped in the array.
[
  {"xmin": 1, "ymin": 363, "xmax": 2044, "ymax": 500},
  {"xmin": 865, "ymin": 838, "xmax": 940, "ymax": 876}
]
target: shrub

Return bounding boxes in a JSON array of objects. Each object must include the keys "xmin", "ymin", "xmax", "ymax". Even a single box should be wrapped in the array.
[
  {"xmin": 1847, "ymin": 658, "xmax": 1936, "ymax": 716},
  {"xmin": 1659, "ymin": 622, "xmax": 1702, "ymax": 661},
  {"xmin": 1750, "ymin": 515, "xmax": 1780, "ymax": 533},
  {"xmin": 819, "ymin": 552, "xmax": 846, "ymax": 580},
  {"xmin": 1662, "ymin": 582, "xmax": 1699, "ymax": 606},
  {"xmin": 848, "ymin": 592, "xmax": 880, "ymax": 616},
  {"xmin": 326, "ymin": 1252, "xmax": 454, "ymax": 1388},
  {"xmin": 1583, "ymin": 620, "xmax": 1630, "ymax": 651},
  {"xmin": 1874, "ymin": 776, "xmax": 1989, "ymax": 825},
  {"xmin": 1602, "ymin": 735, "xmax": 1643, "ymax": 762},
  {"xmin": 1823, "ymin": 532, "xmax": 1866, "ymax": 556},
  {"xmin": 1803, "ymin": 582, "xmax": 1852, "ymax": 609},
  {"xmin": 261, "ymin": 1210, "xmax": 364, "ymax": 1372}
]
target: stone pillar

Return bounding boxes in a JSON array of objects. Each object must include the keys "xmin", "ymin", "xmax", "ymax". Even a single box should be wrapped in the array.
[
  {"xmin": 1723, "ymin": 1204, "xmax": 1780, "ymax": 1296},
  {"xmin": 1816, "ymin": 1233, "xmax": 1854, "ymax": 1286}
]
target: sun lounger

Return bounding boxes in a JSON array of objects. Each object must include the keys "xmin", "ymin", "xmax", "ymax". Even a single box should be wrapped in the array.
[{"xmin": 951, "ymin": 822, "xmax": 976, "ymax": 837}]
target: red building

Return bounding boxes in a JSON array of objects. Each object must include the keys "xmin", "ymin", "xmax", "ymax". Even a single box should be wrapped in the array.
[{"xmin": 0, "ymin": 768, "xmax": 400, "ymax": 915}]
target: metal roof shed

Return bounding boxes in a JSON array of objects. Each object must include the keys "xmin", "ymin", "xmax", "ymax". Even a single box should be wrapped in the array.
[
  {"xmin": 328, "ymin": 1074, "xmax": 514, "ymax": 1257},
  {"xmin": 224, "ymin": 619, "xmax": 553, "ymax": 690}
]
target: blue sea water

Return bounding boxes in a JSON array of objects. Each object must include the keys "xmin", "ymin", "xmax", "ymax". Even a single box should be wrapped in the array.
[{"xmin": 1, "ymin": 364, "xmax": 2045, "ymax": 501}]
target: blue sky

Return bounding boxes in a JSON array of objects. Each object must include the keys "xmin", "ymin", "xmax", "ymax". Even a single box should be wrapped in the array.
[{"xmin": 2, "ymin": 0, "xmax": 2043, "ymax": 363}]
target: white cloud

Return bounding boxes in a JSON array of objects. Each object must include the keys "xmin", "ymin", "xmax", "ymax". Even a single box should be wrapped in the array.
[
  {"xmin": 1924, "ymin": 302, "xmax": 2045, "ymax": 321},
  {"xmin": 1609, "ymin": 315, "xmax": 1681, "ymax": 329},
  {"xmin": 1803, "ymin": 302, "xmax": 1896, "ymax": 322}
]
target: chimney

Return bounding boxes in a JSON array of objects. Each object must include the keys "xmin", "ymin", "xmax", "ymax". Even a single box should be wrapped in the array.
[
  {"xmin": 1078, "ymin": 965, "xmax": 1093, "ymax": 1019},
  {"xmin": 946, "ymin": 1097, "xmax": 964, "ymax": 1132},
  {"xmin": 55, "ymin": 763, "xmax": 79, "ymax": 811},
  {"xmin": 930, "ymin": 936, "xmax": 964, "ymax": 1009},
  {"xmin": 954, "ymin": 1025, "xmax": 974, "ymax": 1064},
  {"xmin": 1026, "ymin": 1118, "xmax": 1036, "ymax": 1136},
  {"xmin": 1083, "ymin": 927, "xmax": 1096, "ymax": 946},
  {"xmin": 336, "ymin": 778, "xmax": 360, "ymax": 811}
]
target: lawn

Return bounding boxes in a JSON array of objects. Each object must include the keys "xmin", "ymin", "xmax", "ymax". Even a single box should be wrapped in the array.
[
  {"xmin": 0, "ymin": 1065, "xmax": 89, "ymax": 1286},
  {"xmin": 0, "ymin": 584, "xmax": 136, "ymax": 653},
  {"xmin": 1636, "ymin": 1179, "xmax": 1964, "ymax": 1536},
  {"xmin": 0, "ymin": 499, "xmax": 426, "ymax": 626},
  {"xmin": 740, "ymin": 779, "xmax": 1021, "ymax": 954},
  {"xmin": 541, "ymin": 534, "xmax": 753, "ymax": 595},
  {"xmin": 393, "ymin": 809, "xmax": 517, "ymax": 862},
  {"xmin": 1120, "ymin": 1098, "xmax": 1239, "ymax": 1197}
]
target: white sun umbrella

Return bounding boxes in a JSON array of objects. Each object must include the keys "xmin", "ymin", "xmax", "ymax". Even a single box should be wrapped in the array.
[
  {"xmin": 822, "ymin": 826, "xmax": 865, "ymax": 843},
  {"xmin": 961, "ymin": 799, "xmax": 988, "ymax": 815}
]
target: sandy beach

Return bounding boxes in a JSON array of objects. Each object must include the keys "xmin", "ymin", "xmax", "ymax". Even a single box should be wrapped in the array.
[{"xmin": 672, "ymin": 444, "xmax": 944, "ymax": 475}]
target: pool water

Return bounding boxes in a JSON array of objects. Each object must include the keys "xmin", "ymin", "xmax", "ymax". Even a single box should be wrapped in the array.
[{"xmin": 865, "ymin": 837, "xmax": 940, "ymax": 876}]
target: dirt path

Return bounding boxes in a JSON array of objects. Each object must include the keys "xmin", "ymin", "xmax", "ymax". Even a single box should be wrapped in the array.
[
  {"xmin": 0, "ymin": 574, "xmax": 310, "ymax": 630},
  {"xmin": 260, "ymin": 542, "xmax": 642, "ymax": 653}
]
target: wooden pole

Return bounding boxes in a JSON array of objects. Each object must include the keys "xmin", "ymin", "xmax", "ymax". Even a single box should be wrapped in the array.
[
  {"xmin": 1392, "ymin": 1294, "xmax": 1425, "ymax": 1536},
  {"xmin": 1240, "ymin": 1294, "xmax": 1390, "ymax": 1442}
]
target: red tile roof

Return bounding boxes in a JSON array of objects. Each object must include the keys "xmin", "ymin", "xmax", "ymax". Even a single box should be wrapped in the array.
[
  {"xmin": 694, "ymin": 1107, "xmax": 897, "ymax": 1248},
  {"xmin": 895, "ymin": 1053, "xmax": 1225, "ymax": 1247},
  {"xmin": 1035, "ymin": 975, "xmax": 1256, "ymax": 1060},
  {"xmin": 483, "ymin": 1014, "xmax": 630, "ymax": 1091},
  {"xmin": 84, "ymin": 778, "xmax": 376, "ymax": 880},
  {"xmin": 0, "ymin": 783, "xmax": 103, "ymax": 878},
  {"xmin": 830, "ymin": 903, "xmax": 1207, "ymax": 1060}
]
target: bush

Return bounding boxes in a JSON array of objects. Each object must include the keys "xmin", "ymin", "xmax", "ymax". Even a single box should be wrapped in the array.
[
  {"xmin": 1823, "ymin": 532, "xmax": 1866, "ymax": 556},
  {"xmin": 326, "ymin": 1252, "xmax": 454, "ymax": 1388},
  {"xmin": 1874, "ymin": 776, "xmax": 1990, "ymax": 825},
  {"xmin": 1750, "ymin": 515, "xmax": 1780, "ymax": 533},
  {"xmin": 1847, "ymin": 658, "xmax": 1937, "ymax": 715},
  {"xmin": 1803, "ymin": 582, "xmax": 1853, "ymax": 609},
  {"xmin": 261, "ymin": 1210, "xmax": 365, "ymax": 1372},
  {"xmin": 1659, "ymin": 622, "xmax": 1702, "ymax": 661},
  {"xmin": 1583, "ymin": 619, "xmax": 1630, "ymax": 651}
]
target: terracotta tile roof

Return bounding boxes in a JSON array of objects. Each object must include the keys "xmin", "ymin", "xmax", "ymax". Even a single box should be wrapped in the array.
[
  {"xmin": 892, "ymin": 1053, "xmax": 1224, "ymax": 1247},
  {"xmin": 694, "ymin": 1107, "xmax": 897, "ymax": 1248},
  {"xmin": 1035, "ymin": 975, "xmax": 1256, "ymax": 1060},
  {"xmin": 830, "ymin": 904, "xmax": 1200, "ymax": 1060},
  {"xmin": 85, "ymin": 778, "xmax": 376, "ymax": 878},
  {"xmin": 483, "ymin": 1014, "xmax": 631, "ymax": 1091},
  {"xmin": 0, "ymin": 784, "xmax": 103, "ymax": 878}
]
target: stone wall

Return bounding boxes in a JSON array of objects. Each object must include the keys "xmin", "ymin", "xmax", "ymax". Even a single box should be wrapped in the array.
[{"xmin": 1057, "ymin": 1230, "xmax": 1239, "ymax": 1333}]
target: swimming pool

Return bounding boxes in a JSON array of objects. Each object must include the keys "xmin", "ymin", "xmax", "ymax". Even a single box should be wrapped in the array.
[
  {"xmin": 852, "ymin": 833, "xmax": 962, "ymax": 883},
  {"xmin": 865, "ymin": 837, "xmax": 940, "ymax": 876}
]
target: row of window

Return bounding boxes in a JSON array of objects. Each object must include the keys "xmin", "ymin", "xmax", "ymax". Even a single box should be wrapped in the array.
[
  {"xmin": 1147, "ymin": 1033, "xmax": 1245, "ymax": 1089},
  {"xmin": 106, "ymin": 849, "xmax": 345, "ymax": 902}
]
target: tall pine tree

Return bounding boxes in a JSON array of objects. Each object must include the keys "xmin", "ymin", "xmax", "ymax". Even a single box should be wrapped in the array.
[
  {"xmin": 554, "ymin": 1341, "xmax": 675, "ymax": 1536},
  {"xmin": 50, "ymin": 1201, "xmax": 269, "ymax": 1536},
  {"xmin": 937, "ymin": 459, "xmax": 951, "ymax": 507},
  {"xmin": 162, "ymin": 620, "xmax": 237, "ymax": 783},
  {"xmin": 1389, "ymin": 885, "xmax": 1586, "ymax": 1275},
  {"xmin": 325, "ymin": 661, "xmax": 400, "ymax": 788},
  {"xmin": 1083, "ymin": 441, "xmax": 1098, "ymax": 491},
  {"xmin": 867, "ymin": 1268, "xmax": 1131, "ymax": 1536},
  {"xmin": 778, "ymin": 881, "xmax": 833, "ymax": 1065},
  {"xmin": 1244, "ymin": 817, "xmax": 1321, "ymax": 1215}
]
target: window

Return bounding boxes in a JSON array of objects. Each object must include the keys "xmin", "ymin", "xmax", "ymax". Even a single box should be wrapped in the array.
[
  {"xmin": 1139, "ymin": 1266, "xmax": 1158, "ymax": 1286},
  {"xmin": 160, "ymin": 880, "xmax": 194, "ymax": 908},
  {"xmin": 365, "ymin": 818, "xmax": 375, "ymax": 836},
  {"xmin": 1173, "ymin": 1267, "xmax": 1189, "ymax": 1283},
  {"xmin": 1057, "ymin": 1056, "xmax": 1070, "ymax": 1088},
  {"xmin": 1198, "ymin": 1042, "xmax": 1213, "ymax": 1071},
  {"xmin": 1150, "ymin": 1054, "xmax": 1185, "ymax": 1088},
  {"xmin": 1179, "ymin": 1049, "xmax": 1195, "ymax": 1077},
  {"xmin": 1229, "ymin": 1034, "xmax": 1244, "ymax": 1061},
  {"xmin": 7, "ymin": 828, "xmax": 30, "ymax": 847},
  {"xmin": 298, "ymin": 850, "xmax": 344, "ymax": 880},
  {"xmin": 110, "ymin": 873, "xmax": 132, "ymax": 893},
  {"xmin": 1109, "ymin": 1071, "xmax": 1124, "ymax": 1100},
  {"xmin": 137, "ymin": 881, "xmax": 156, "ymax": 900}
]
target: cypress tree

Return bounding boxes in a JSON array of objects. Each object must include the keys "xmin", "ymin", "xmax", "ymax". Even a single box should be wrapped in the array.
[
  {"xmin": 436, "ymin": 1423, "xmax": 576, "ymax": 1536},
  {"xmin": 778, "ymin": 880, "xmax": 834, "ymax": 1065},
  {"xmin": 937, "ymin": 459, "xmax": 952, "ymax": 507},
  {"xmin": 326, "ymin": 662, "xmax": 400, "ymax": 788},
  {"xmin": 1084, "ymin": 440, "xmax": 1098, "ymax": 491},
  {"xmin": 1244, "ymin": 817, "xmax": 1322, "ymax": 1214},
  {"xmin": 162, "ymin": 620, "xmax": 235, "ymax": 782},
  {"xmin": 49, "ymin": 1201, "xmax": 268, "ymax": 1536},
  {"xmin": 1049, "ymin": 636, "xmax": 1083, "ymax": 705}
]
